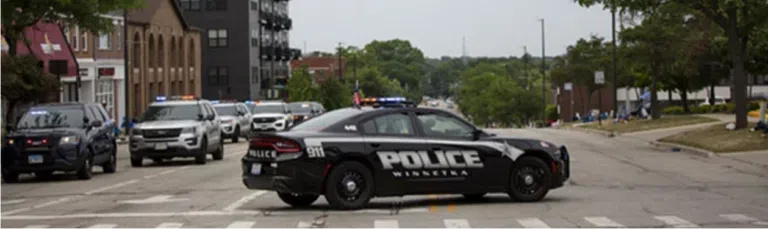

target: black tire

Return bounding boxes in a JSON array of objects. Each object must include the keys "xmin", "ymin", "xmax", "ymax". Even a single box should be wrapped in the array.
[
  {"xmin": 195, "ymin": 137, "xmax": 208, "ymax": 165},
  {"xmin": 507, "ymin": 157, "xmax": 552, "ymax": 202},
  {"xmin": 277, "ymin": 192, "xmax": 319, "ymax": 207},
  {"xmin": 76, "ymin": 152, "xmax": 94, "ymax": 180},
  {"xmin": 323, "ymin": 161, "xmax": 375, "ymax": 210},
  {"xmin": 131, "ymin": 156, "xmax": 143, "ymax": 167},
  {"xmin": 2, "ymin": 172, "xmax": 19, "ymax": 183},
  {"xmin": 232, "ymin": 126, "xmax": 240, "ymax": 143},
  {"xmin": 462, "ymin": 193, "xmax": 486, "ymax": 200},
  {"xmin": 212, "ymin": 139, "xmax": 224, "ymax": 161},
  {"xmin": 102, "ymin": 147, "xmax": 117, "ymax": 173},
  {"xmin": 35, "ymin": 171, "xmax": 54, "ymax": 180}
]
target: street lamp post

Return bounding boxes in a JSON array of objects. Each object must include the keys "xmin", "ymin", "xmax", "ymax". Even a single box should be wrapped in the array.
[
  {"xmin": 540, "ymin": 18, "xmax": 546, "ymax": 125},
  {"xmin": 611, "ymin": 5, "xmax": 618, "ymax": 118},
  {"xmin": 337, "ymin": 42, "xmax": 344, "ymax": 82},
  {"xmin": 123, "ymin": 9, "xmax": 131, "ymax": 134}
]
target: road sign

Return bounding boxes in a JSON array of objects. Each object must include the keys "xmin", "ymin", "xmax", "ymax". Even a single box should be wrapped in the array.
[
  {"xmin": 564, "ymin": 82, "xmax": 573, "ymax": 91},
  {"xmin": 595, "ymin": 71, "xmax": 605, "ymax": 84}
]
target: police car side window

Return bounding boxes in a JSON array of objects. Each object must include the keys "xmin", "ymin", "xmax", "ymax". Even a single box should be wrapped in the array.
[
  {"xmin": 87, "ymin": 105, "xmax": 104, "ymax": 122},
  {"xmin": 417, "ymin": 113, "xmax": 473, "ymax": 138},
  {"xmin": 362, "ymin": 113, "xmax": 415, "ymax": 135}
]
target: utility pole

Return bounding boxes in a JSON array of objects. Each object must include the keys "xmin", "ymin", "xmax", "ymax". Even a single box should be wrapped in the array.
[
  {"xmin": 123, "ymin": 9, "xmax": 131, "ymax": 133},
  {"xmin": 461, "ymin": 37, "xmax": 468, "ymax": 66},
  {"xmin": 353, "ymin": 53, "xmax": 357, "ymax": 81},
  {"xmin": 523, "ymin": 46, "xmax": 529, "ymax": 90},
  {"xmin": 611, "ymin": 4, "xmax": 618, "ymax": 118},
  {"xmin": 337, "ymin": 42, "xmax": 343, "ymax": 82},
  {"xmin": 540, "ymin": 18, "xmax": 546, "ymax": 125}
]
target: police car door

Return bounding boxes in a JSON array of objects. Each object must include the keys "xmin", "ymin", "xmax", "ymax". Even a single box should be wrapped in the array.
[
  {"xmin": 360, "ymin": 111, "xmax": 430, "ymax": 195},
  {"xmin": 414, "ymin": 111, "xmax": 499, "ymax": 193}
]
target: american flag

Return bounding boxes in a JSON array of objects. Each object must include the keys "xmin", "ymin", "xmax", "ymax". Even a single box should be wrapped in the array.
[{"xmin": 353, "ymin": 80, "xmax": 360, "ymax": 105}]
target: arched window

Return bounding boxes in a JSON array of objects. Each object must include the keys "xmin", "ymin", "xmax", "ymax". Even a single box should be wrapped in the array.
[
  {"xmin": 188, "ymin": 39, "xmax": 195, "ymax": 94},
  {"xmin": 158, "ymin": 35, "xmax": 165, "ymax": 68},
  {"xmin": 170, "ymin": 37, "xmax": 176, "ymax": 68},
  {"xmin": 132, "ymin": 33, "xmax": 141, "ymax": 68},
  {"xmin": 178, "ymin": 36, "xmax": 184, "ymax": 69},
  {"xmin": 148, "ymin": 34, "xmax": 155, "ymax": 68}
]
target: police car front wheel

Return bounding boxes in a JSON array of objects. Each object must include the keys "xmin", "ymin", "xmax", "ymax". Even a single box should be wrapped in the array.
[
  {"xmin": 508, "ymin": 157, "xmax": 552, "ymax": 202},
  {"xmin": 277, "ymin": 192, "xmax": 319, "ymax": 207},
  {"xmin": 324, "ymin": 161, "xmax": 375, "ymax": 210}
]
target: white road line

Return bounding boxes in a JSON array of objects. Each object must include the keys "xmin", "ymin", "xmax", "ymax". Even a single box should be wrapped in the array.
[
  {"xmin": 222, "ymin": 190, "xmax": 268, "ymax": 212},
  {"xmin": 296, "ymin": 221, "xmax": 312, "ymax": 228},
  {"xmin": 584, "ymin": 217, "xmax": 625, "ymax": 228},
  {"xmin": 155, "ymin": 222, "xmax": 184, "ymax": 228},
  {"xmin": 2, "ymin": 199, "xmax": 27, "ymax": 205},
  {"xmin": 158, "ymin": 169, "xmax": 177, "ymax": 175},
  {"xmin": 88, "ymin": 224, "xmax": 117, "ymax": 228},
  {"xmin": 23, "ymin": 225, "xmax": 49, "ymax": 228},
  {"xmin": 85, "ymin": 179, "xmax": 139, "ymax": 195},
  {"xmin": 374, "ymin": 219, "xmax": 399, "ymax": 228},
  {"xmin": 3, "ymin": 196, "xmax": 81, "ymax": 215},
  {"xmin": 226, "ymin": 221, "xmax": 255, "ymax": 228},
  {"xmin": 143, "ymin": 174, "xmax": 159, "ymax": 179},
  {"xmin": 720, "ymin": 214, "xmax": 756, "ymax": 223},
  {"xmin": 517, "ymin": 217, "xmax": 550, "ymax": 228},
  {"xmin": 443, "ymin": 219, "xmax": 471, "ymax": 228},
  {"xmin": 654, "ymin": 216, "xmax": 699, "ymax": 227},
  {"xmin": 1, "ymin": 208, "xmax": 430, "ymax": 220}
]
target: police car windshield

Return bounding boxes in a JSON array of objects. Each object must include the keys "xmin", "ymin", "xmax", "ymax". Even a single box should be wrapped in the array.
[
  {"xmin": 140, "ymin": 104, "xmax": 201, "ymax": 121},
  {"xmin": 214, "ymin": 105, "xmax": 237, "ymax": 116},
  {"xmin": 252, "ymin": 105, "xmax": 284, "ymax": 114},
  {"xmin": 288, "ymin": 103, "xmax": 312, "ymax": 113},
  {"xmin": 290, "ymin": 108, "xmax": 362, "ymax": 131},
  {"xmin": 16, "ymin": 106, "xmax": 85, "ymax": 129}
]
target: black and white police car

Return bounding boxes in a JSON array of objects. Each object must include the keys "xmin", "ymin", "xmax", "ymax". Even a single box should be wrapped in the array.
[{"xmin": 241, "ymin": 99, "xmax": 570, "ymax": 210}]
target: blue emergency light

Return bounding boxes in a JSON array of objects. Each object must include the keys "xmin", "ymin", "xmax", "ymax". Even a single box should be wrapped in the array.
[
  {"xmin": 211, "ymin": 100, "xmax": 220, "ymax": 104},
  {"xmin": 378, "ymin": 97, "xmax": 406, "ymax": 102},
  {"xmin": 244, "ymin": 100, "xmax": 254, "ymax": 104},
  {"xmin": 156, "ymin": 96, "xmax": 167, "ymax": 101}
]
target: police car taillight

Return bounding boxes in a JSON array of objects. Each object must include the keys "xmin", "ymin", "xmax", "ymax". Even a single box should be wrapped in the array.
[{"xmin": 250, "ymin": 137, "xmax": 301, "ymax": 153}]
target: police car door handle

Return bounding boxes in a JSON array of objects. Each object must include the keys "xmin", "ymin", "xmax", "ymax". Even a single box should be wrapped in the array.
[{"xmin": 369, "ymin": 143, "xmax": 380, "ymax": 148}]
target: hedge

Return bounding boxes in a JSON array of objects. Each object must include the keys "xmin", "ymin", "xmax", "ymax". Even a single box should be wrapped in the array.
[{"xmin": 662, "ymin": 102, "xmax": 762, "ymax": 115}]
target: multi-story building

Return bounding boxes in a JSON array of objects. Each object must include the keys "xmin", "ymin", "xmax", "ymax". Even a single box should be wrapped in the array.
[
  {"xmin": 61, "ymin": 12, "xmax": 127, "ymax": 122},
  {"xmin": 126, "ymin": 0, "xmax": 202, "ymax": 117},
  {"xmin": 289, "ymin": 56, "xmax": 346, "ymax": 85},
  {"xmin": 177, "ymin": 0, "xmax": 301, "ymax": 101}
]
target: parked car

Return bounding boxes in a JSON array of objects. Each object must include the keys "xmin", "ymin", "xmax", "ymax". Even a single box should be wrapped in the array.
[
  {"xmin": 249, "ymin": 101, "xmax": 293, "ymax": 132},
  {"xmin": 288, "ymin": 102, "xmax": 325, "ymax": 125},
  {"xmin": 212, "ymin": 101, "xmax": 252, "ymax": 142}
]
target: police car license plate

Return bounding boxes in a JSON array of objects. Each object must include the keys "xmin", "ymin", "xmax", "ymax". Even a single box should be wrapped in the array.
[
  {"xmin": 28, "ymin": 155, "xmax": 43, "ymax": 164},
  {"xmin": 261, "ymin": 124, "xmax": 268, "ymax": 129},
  {"xmin": 155, "ymin": 143, "xmax": 168, "ymax": 150},
  {"xmin": 251, "ymin": 164, "xmax": 262, "ymax": 175}
]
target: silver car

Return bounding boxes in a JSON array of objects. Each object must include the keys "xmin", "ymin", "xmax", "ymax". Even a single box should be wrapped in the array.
[
  {"xmin": 213, "ymin": 101, "xmax": 252, "ymax": 142},
  {"xmin": 129, "ymin": 97, "xmax": 224, "ymax": 166},
  {"xmin": 249, "ymin": 101, "xmax": 293, "ymax": 132}
]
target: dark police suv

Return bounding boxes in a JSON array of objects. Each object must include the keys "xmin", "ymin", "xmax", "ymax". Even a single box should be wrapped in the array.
[
  {"xmin": 241, "ymin": 99, "xmax": 570, "ymax": 210},
  {"xmin": 2, "ymin": 103, "xmax": 118, "ymax": 183}
]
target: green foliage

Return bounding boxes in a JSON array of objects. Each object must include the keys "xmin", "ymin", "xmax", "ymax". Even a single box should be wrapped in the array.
[
  {"xmin": 662, "ymin": 106, "xmax": 685, "ymax": 115},
  {"xmin": 1, "ymin": 55, "xmax": 61, "ymax": 128},
  {"xmin": 546, "ymin": 104, "xmax": 559, "ymax": 121},
  {"xmin": 726, "ymin": 103, "xmax": 736, "ymax": 113},
  {"xmin": 287, "ymin": 66, "xmax": 318, "ymax": 102},
  {"xmin": 1, "ymin": 0, "xmax": 145, "ymax": 56},
  {"xmin": 318, "ymin": 77, "xmax": 351, "ymax": 111}
]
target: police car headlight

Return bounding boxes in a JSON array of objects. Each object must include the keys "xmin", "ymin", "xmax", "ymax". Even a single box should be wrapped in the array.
[
  {"xmin": 222, "ymin": 120, "xmax": 233, "ymax": 124},
  {"xmin": 59, "ymin": 136, "xmax": 80, "ymax": 145},
  {"xmin": 181, "ymin": 127, "xmax": 197, "ymax": 135}
]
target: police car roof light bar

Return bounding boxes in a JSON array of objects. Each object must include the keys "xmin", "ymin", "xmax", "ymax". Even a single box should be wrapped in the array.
[{"xmin": 156, "ymin": 96, "xmax": 167, "ymax": 101}]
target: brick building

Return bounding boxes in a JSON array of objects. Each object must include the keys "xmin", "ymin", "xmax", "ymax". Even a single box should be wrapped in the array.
[
  {"xmin": 126, "ymin": 0, "xmax": 202, "ymax": 117},
  {"xmin": 289, "ymin": 56, "xmax": 346, "ymax": 85}
]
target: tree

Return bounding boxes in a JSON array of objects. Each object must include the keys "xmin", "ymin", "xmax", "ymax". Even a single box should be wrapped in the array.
[
  {"xmin": 318, "ymin": 77, "xmax": 351, "ymax": 111},
  {"xmin": 2, "ymin": 55, "xmax": 61, "ymax": 129},
  {"xmin": 361, "ymin": 39, "xmax": 427, "ymax": 101},
  {"xmin": 287, "ymin": 66, "xmax": 318, "ymax": 102},
  {"xmin": 2, "ymin": 0, "xmax": 145, "ymax": 56},
  {"xmin": 574, "ymin": 0, "xmax": 768, "ymax": 128}
]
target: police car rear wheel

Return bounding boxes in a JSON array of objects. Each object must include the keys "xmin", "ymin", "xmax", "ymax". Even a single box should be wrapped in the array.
[
  {"xmin": 277, "ymin": 192, "xmax": 319, "ymax": 207},
  {"xmin": 508, "ymin": 157, "xmax": 551, "ymax": 202},
  {"xmin": 324, "ymin": 161, "xmax": 374, "ymax": 210}
]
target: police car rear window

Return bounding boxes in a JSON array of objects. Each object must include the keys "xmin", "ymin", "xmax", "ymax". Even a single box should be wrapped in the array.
[{"xmin": 290, "ymin": 108, "xmax": 362, "ymax": 131}]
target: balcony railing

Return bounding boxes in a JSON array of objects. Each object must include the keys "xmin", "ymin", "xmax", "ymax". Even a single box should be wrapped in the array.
[
  {"xmin": 259, "ymin": 11, "xmax": 275, "ymax": 29},
  {"xmin": 260, "ymin": 46, "xmax": 275, "ymax": 60},
  {"xmin": 290, "ymin": 48, "xmax": 302, "ymax": 60}
]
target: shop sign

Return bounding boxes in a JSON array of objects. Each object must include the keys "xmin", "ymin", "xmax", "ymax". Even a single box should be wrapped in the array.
[{"xmin": 98, "ymin": 67, "xmax": 115, "ymax": 77}]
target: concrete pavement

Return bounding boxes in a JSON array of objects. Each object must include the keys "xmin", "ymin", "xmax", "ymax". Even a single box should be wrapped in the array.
[{"xmin": 2, "ymin": 129, "xmax": 768, "ymax": 228}]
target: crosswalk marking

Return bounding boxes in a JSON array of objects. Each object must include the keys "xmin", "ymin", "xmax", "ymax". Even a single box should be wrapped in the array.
[
  {"xmin": 517, "ymin": 218, "xmax": 550, "ymax": 228},
  {"xmin": 88, "ymin": 224, "xmax": 117, "ymax": 228},
  {"xmin": 23, "ymin": 225, "xmax": 49, "ymax": 228},
  {"xmin": 443, "ymin": 219, "xmax": 471, "ymax": 228},
  {"xmin": 584, "ymin": 217, "xmax": 625, "ymax": 227},
  {"xmin": 720, "ymin": 214, "xmax": 756, "ymax": 223},
  {"xmin": 155, "ymin": 222, "xmax": 184, "ymax": 228},
  {"xmin": 226, "ymin": 221, "xmax": 255, "ymax": 228},
  {"xmin": 654, "ymin": 216, "xmax": 699, "ymax": 228},
  {"xmin": 296, "ymin": 221, "xmax": 312, "ymax": 228},
  {"xmin": 374, "ymin": 219, "xmax": 399, "ymax": 228}
]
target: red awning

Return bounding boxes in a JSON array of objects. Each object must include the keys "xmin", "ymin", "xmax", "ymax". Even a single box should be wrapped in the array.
[{"xmin": 4, "ymin": 21, "xmax": 78, "ymax": 77}]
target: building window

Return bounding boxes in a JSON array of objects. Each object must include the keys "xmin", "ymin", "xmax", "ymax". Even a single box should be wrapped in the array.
[
  {"xmin": 251, "ymin": 29, "xmax": 258, "ymax": 47},
  {"xmin": 252, "ymin": 67, "xmax": 259, "ymax": 84},
  {"xmin": 251, "ymin": 0, "xmax": 259, "ymax": 10},
  {"xmin": 116, "ymin": 25, "xmax": 122, "ymax": 50},
  {"xmin": 73, "ymin": 26, "xmax": 79, "ymax": 50},
  {"xmin": 96, "ymin": 80, "xmax": 114, "ymax": 116},
  {"xmin": 98, "ymin": 33, "xmax": 111, "ymax": 50},
  {"xmin": 132, "ymin": 33, "xmax": 141, "ymax": 68},
  {"xmin": 207, "ymin": 29, "xmax": 228, "ymax": 47},
  {"xmin": 206, "ymin": 0, "xmax": 227, "ymax": 10},
  {"xmin": 63, "ymin": 25, "xmax": 70, "ymax": 43},
  {"xmin": 179, "ymin": 0, "xmax": 200, "ymax": 10},
  {"xmin": 82, "ymin": 31, "xmax": 88, "ymax": 51},
  {"xmin": 208, "ymin": 67, "xmax": 229, "ymax": 86}
]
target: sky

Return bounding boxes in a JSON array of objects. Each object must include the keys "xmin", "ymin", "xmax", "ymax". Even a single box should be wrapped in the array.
[{"xmin": 289, "ymin": 0, "xmax": 615, "ymax": 59}]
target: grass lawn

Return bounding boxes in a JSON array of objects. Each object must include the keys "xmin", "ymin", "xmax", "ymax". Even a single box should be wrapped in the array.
[
  {"xmin": 580, "ymin": 115, "xmax": 720, "ymax": 134},
  {"xmin": 659, "ymin": 122, "xmax": 768, "ymax": 153}
]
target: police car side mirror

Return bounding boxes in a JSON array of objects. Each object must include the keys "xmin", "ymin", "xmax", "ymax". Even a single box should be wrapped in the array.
[
  {"xmin": 197, "ymin": 114, "xmax": 205, "ymax": 121},
  {"xmin": 207, "ymin": 115, "xmax": 215, "ymax": 121},
  {"xmin": 472, "ymin": 129, "xmax": 484, "ymax": 140},
  {"xmin": 90, "ymin": 120, "xmax": 103, "ymax": 128}
]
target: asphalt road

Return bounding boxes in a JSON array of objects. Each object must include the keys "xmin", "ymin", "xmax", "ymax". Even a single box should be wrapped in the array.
[{"xmin": 2, "ymin": 128, "xmax": 768, "ymax": 228}]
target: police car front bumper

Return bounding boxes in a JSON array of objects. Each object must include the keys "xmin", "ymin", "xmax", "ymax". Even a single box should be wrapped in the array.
[
  {"xmin": 550, "ymin": 146, "xmax": 570, "ymax": 189},
  {"xmin": 129, "ymin": 134, "xmax": 203, "ymax": 158},
  {"xmin": 251, "ymin": 120, "xmax": 287, "ymax": 132},
  {"xmin": 241, "ymin": 157, "xmax": 325, "ymax": 195}
]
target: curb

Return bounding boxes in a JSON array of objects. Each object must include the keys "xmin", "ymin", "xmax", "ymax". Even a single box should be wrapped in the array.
[
  {"xmin": 564, "ymin": 127, "xmax": 617, "ymax": 138},
  {"xmin": 648, "ymin": 141, "xmax": 715, "ymax": 158}
]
